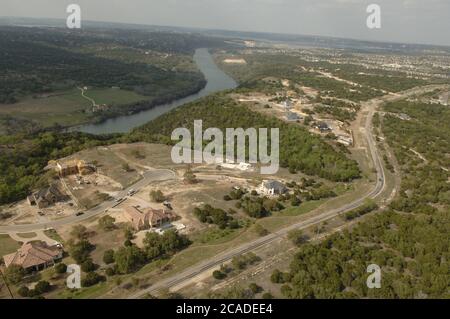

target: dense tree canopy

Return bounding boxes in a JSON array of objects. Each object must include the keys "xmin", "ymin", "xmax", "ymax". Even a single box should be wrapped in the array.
[
  {"xmin": 130, "ymin": 95, "xmax": 360, "ymax": 182},
  {"xmin": 275, "ymin": 98, "xmax": 450, "ymax": 299}
]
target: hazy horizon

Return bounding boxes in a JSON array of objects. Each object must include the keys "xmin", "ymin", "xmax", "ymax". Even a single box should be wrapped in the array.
[{"xmin": 1, "ymin": 0, "xmax": 449, "ymax": 46}]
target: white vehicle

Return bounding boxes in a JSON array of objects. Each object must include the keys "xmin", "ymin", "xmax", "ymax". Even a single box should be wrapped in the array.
[{"xmin": 127, "ymin": 189, "xmax": 136, "ymax": 196}]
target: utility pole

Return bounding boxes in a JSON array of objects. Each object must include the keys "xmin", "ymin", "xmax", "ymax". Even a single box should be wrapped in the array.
[{"xmin": 0, "ymin": 268, "xmax": 14, "ymax": 299}]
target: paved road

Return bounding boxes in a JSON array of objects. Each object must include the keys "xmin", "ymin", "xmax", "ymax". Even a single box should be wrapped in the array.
[
  {"xmin": 128, "ymin": 85, "xmax": 448, "ymax": 299},
  {"xmin": 0, "ymin": 169, "xmax": 176, "ymax": 234}
]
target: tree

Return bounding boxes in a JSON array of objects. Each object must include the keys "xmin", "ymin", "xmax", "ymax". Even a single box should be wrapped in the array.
[
  {"xmin": 291, "ymin": 197, "xmax": 301, "ymax": 206},
  {"xmin": 150, "ymin": 190, "xmax": 166, "ymax": 203},
  {"xmin": 81, "ymin": 272, "xmax": 105, "ymax": 287},
  {"xmin": 212, "ymin": 270, "xmax": 226, "ymax": 280},
  {"xmin": 103, "ymin": 249, "xmax": 115, "ymax": 264},
  {"xmin": 17, "ymin": 286, "xmax": 30, "ymax": 298},
  {"xmin": 70, "ymin": 224, "xmax": 88, "ymax": 240},
  {"xmin": 143, "ymin": 230, "xmax": 190, "ymax": 260},
  {"xmin": 124, "ymin": 239, "xmax": 133, "ymax": 247},
  {"xmin": 271, "ymin": 269, "xmax": 285, "ymax": 284},
  {"xmin": 114, "ymin": 246, "xmax": 146, "ymax": 274},
  {"xmin": 287, "ymin": 229, "xmax": 307, "ymax": 246},
  {"xmin": 4, "ymin": 265, "xmax": 25, "ymax": 284},
  {"xmin": 249, "ymin": 283, "xmax": 263, "ymax": 294},
  {"xmin": 262, "ymin": 292, "xmax": 274, "ymax": 299},
  {"xmin": 98, "ymin": 215, "xmax": 116, "ymax": 231},
  {"xmin": 34, "ymin": 281, "xmax": 51, "ymax": 294},
  {"xmin": 54, "ymin": 263, "xmax": 67, "ymax": 274},
  {"xmin": 81, "ymin": 259, "xmax": 96, "ymax": 273},
  {"xmin": 68, "ymin": 239, "xmax": 94, "ymax": 264},
  {"xmin": 123, "ymin": 227, "xmax": 134, "ymax": 241},
  {"xmin": 231, "ymin": 256, "xmax": 246, "ymax": 271},
  {"xmin": 105, "ymin": 267, "xmax": 115, "ymax": 277},
  {"xmin": 254, "ymin": 224, "xmax": 269, "ymax": 237},
  {"xmin": 160, "ymin": 229, "xmax": 190, "ymax": 253}
]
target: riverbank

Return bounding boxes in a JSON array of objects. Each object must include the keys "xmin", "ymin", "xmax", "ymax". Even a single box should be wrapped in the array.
[{"xmin": 74, "ymin": 48, "xmax": 237, "ymax": 135}]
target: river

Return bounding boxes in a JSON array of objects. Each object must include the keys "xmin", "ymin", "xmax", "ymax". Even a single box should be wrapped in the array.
[{"xmin": 75, "ymin": 48, "xmax": 237, "ymax": 135}]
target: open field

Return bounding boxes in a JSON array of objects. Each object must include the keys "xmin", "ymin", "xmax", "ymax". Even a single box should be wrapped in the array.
[
  {"xmin": 0, "ymin": 234, "xmax": 20, "ymax": 257},
  {"xmin": 0, "ymin": 88, "xmax": 148, "ymax": 127},
  {"xmin": 82, "ymin": 88, "xmax": 148, "ymax": 106}
]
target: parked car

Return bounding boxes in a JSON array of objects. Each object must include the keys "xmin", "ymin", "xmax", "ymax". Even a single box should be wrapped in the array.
[{"xmin": 75, "ymin": 212, "xmax": 84, "ymax": 216}]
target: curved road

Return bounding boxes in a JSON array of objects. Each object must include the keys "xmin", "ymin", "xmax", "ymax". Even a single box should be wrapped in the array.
[
  {"xmin": 128, "ymin": 85, "xmax": 447, "ymax": 299},
  {"xmin": 0, "ymin": 169, "xmax": 176, "ymax": 234}
]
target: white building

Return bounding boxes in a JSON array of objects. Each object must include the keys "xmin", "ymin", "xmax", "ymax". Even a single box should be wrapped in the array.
[
  {"xmin": 259, "ymin": 180, "xmax": 287, "ymax": 196},
  {"xmin": 220, "ymin": 162, "xmax": 253, "ymax": 171}
]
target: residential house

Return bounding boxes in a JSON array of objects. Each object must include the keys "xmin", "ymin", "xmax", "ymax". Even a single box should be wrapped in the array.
[
  {"xmin": 286, "ymin": 111, "xmax": 302, "ymax": 122},
  {"xmin": 259, "ymin": 180, "xmax": 287, "ymax": 196},
  {"xmin": 315, "ymin": 122, "xmax": 331, "ymax": 132},
  {"xmin": 56, "ymin": 160, "xmax": 96, "ymax": 177},
  {"xmin": 27, "ymin": 184, "xmax": 67, "ymax": 209},
  {"xmin": 282, "ymin": 100, "xmax": 292, "ymax": 110},
  {"xmin": 125, "ymin": 206, "xmax": 178, "ymax": 231},
  {"xmin": 2, "ymin": 241, "xmax": 63, "ymax": 272}
]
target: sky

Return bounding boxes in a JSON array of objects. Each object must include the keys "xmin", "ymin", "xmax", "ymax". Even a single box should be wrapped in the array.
[{"xmin": 1, "ymin": 0, "xmax": 449, "ymax": 46}]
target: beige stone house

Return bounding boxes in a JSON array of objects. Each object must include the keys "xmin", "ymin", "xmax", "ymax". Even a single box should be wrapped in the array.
[
  {"xmin": 125, "ymin": 206, "xmax": 177, "ymax": 231},
  {"xmin": 3, "ymin": 241, "xmax": 63, "ymax": 272}
]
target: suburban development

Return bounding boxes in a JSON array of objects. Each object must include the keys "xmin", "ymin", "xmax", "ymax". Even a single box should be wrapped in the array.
[{"xmin": 0, "ymin": 1, "xmax": 448, "ymax": 304}]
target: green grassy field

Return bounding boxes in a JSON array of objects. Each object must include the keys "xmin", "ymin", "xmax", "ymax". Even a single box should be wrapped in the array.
[
  {"xmin": 83, "ymin": 88, "xmax": 148, "ymax": 106},
  {"xmin": 0, "ymin": 234, "xmax": 20, "ymax": 257},
  {"xmin": 0, "ymin": 88, "xmax": 148, "ymax": 127},
  {"xmin": 15, "ymin": 232, "xmax": 37, "ymax": 239}
]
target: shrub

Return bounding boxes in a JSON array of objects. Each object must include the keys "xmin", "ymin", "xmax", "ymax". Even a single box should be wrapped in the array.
[
  {"xmin": 81, "ymin": 272, "xmax": 105, "ymax": 287},
  {"xmin": 68, "ymin": 239, "xmax": 94, "ymax": 264},
  {"xmin": 54, "ymin": 263, "xmax": 67, "ymax": 274},
  {"xmin": 254, "ymin": 224, "xmax": 269, "ymax": 237},
  {"xmin": 249, "ymin": 283, "xmax": 263, "ymax": 294},
  {"xmin": 291, "ymin": 197, "xmax": 301, "ymax": 206},
  {"xmin": 81, "ymin": 259, "xmax": 96, "ymax": 273},
  {"xmin": 287, "ymin": 229, "xmax": 307, "ymax": 246},
  {"xmin": 150, "ymin": 190, "xmax": 166, "ymax": 203},
  {"xmin": 98, "ymin": 215, "xmax": 116, "ymax": 231},
  {"xmin": 271, "ymin": 269, "xmax": 285, "ymax": 284},
  {"xmin": 34, "ymin": 281, "xmax": 51, "ymax": 294},
  {"xmin": 124, "ymin": 239, "xmax": 133, "ymax": 247},
  {"xmin": 17, "ymin": 286, "xmax": 30, "ymax": 298},
  {"xmin": 4, "ymin": 265, "xmax": 25, "ymax": 284},
  {"xmin": 105, "ymin": 267, "xmax": 115, "ymax": 277},
  {"xmin": 212, "ymin": 270, "xmax": 227, "ymax": 280},
  {"xmin": 262, "ymin": 292, "xmax": 274, "ymax": 299},
  {"xmin": 103, "ymin": 249, "xmax": 115, "ymax": 264}
]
